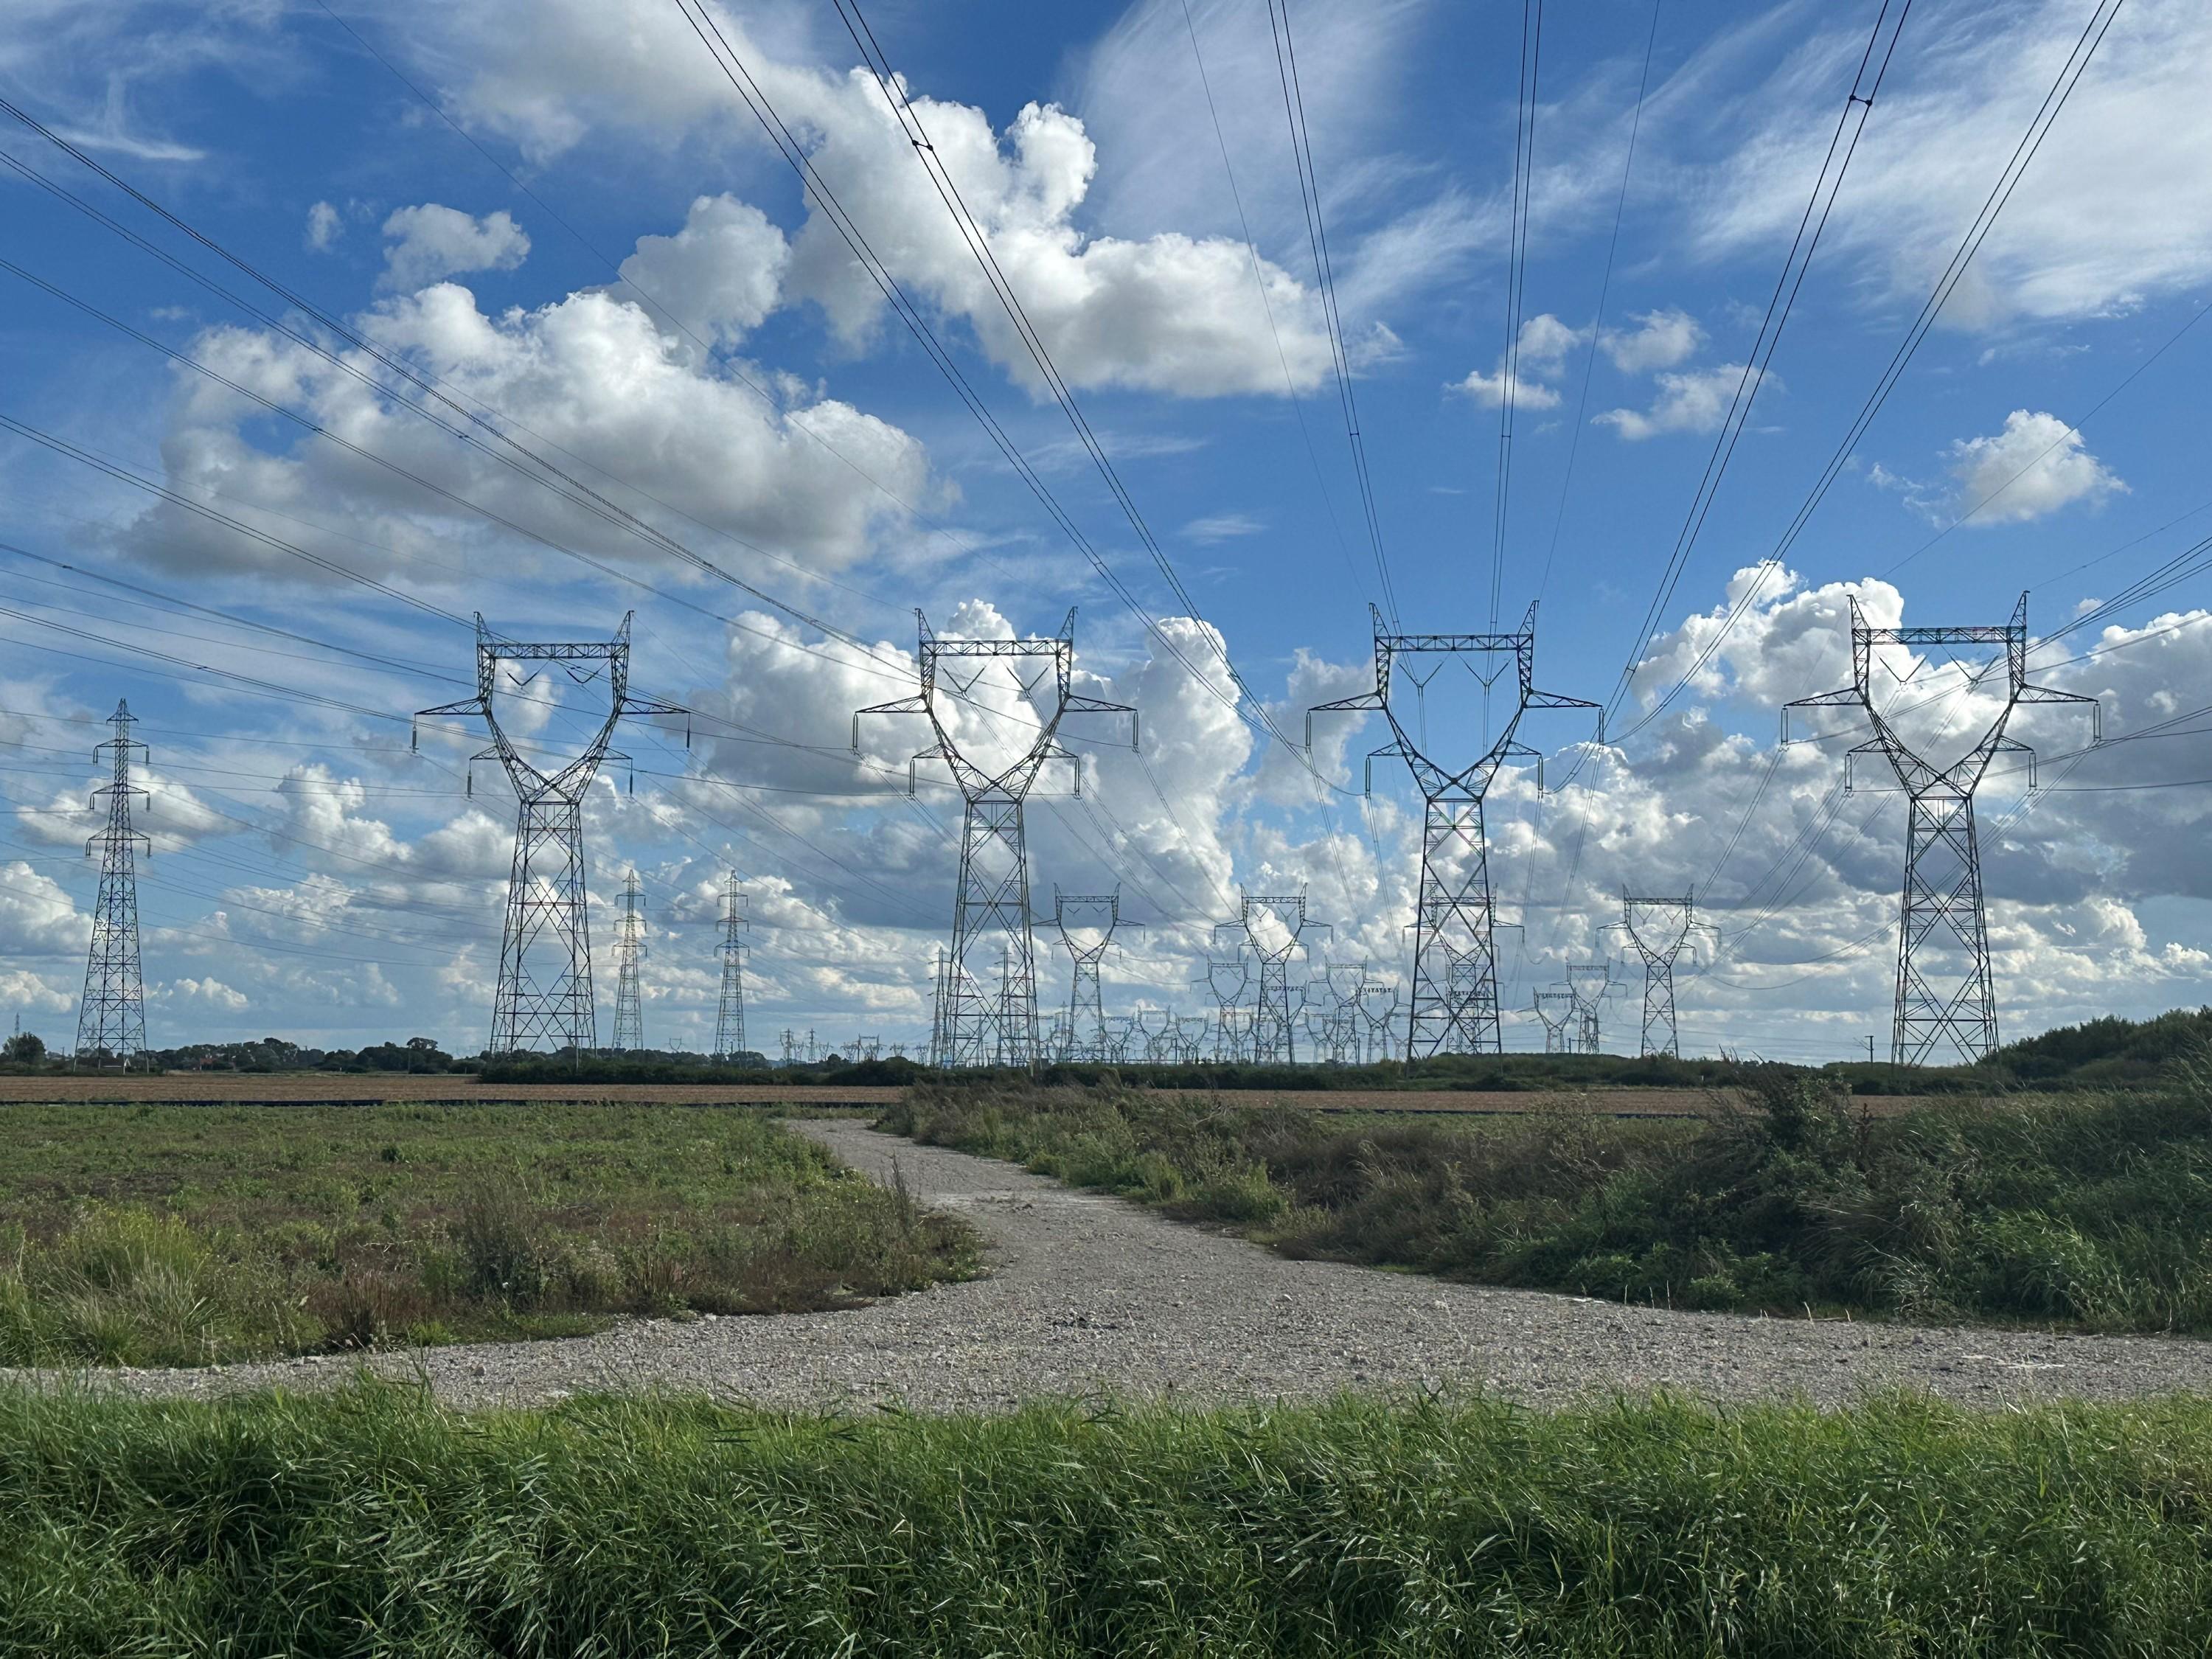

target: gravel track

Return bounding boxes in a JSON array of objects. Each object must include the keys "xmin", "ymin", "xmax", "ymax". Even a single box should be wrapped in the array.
[{"xmin": 34, "ymin": 1119, "xmax": 2212, "ymax": 1411}]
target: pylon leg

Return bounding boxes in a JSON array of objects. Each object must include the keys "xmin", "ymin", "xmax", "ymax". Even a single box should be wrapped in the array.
[
  {"xmin": 1894, "ymin": 791, "xmax": 1995, "ymax": 1065},
  {"xmin": 491, "ymin": 796, "xmax": 595, "ymax": 1052},
  {"xmin": 941, "ymin": 792, "xmax": 1037, "ymax": 1068},
  {"xmin": 1408, "ymin": 793, "xmax": 1501, "ymax": 1057}
]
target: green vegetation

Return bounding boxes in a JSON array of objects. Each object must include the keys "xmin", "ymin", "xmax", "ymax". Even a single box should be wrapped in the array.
[
  {"xmin": 885, "ymin": 1065, "xmax": 2212, "ymax": 1332},
  {"xmin": 0, "ymin": 1105, "xmax": 975, "ymax": 1366},
  {"xmin": 4, "ymin": 1381, "xmax": 2211, "ymax": 1655}
]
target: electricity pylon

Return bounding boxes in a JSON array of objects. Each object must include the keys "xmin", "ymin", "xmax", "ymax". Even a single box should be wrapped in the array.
[
  {"xmin": 1198, "ymin": 955, "xmax": 1249, "ymax": 1062},
  {"xmin": 1216, "ymin": 894, "xmax": 1328, "ymax": 1064},
  {"xmin": 1786, "ymin": 593, "xmax": 2098, "ymax": 1065},
  {"xmin": 1618, "ymin": 893, "xmax": 1701, "ymax": 1059},
  {"xmin": 76, "ymin": 700, "xmax": 150, "ymax": 1067},
  {"xmin": 419, "ymin": 614, "xmax": 682, "ymax": 1054},
  {"xmin": 1051, "ymin": 890, "xmax": 1138, "ymax": 1062},
  {"xmin": 1310, "ymin": 604, "xmax": 1599, "ymax": 1060},
  {"xmin": 1566, "ymin": 961, "xmax": 1618, "ymax": 1056},
  {"xmin": 611, "ymin": 870, "xmax": 645, "ymax": 1051},
  {"xmin": 856, "ymin": 609, "xmax": 1135, "ymax": 1070},
  {"xmin": 714, "ymin": 871, "xmax": 748, "ymax": 1061},
  {"xmin": 1532, "ymin": 989, "xmax": 1577, "ymax": 1056}
]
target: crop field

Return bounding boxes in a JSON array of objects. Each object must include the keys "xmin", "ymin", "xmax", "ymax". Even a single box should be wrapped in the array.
[{"xmin": 0, "ymin": 1104, "xmax": 975, "ymax": 1366}]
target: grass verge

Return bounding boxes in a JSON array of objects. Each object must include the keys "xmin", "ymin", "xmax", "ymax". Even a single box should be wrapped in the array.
[
  {"xmin": 0, "ymin": 1105, "xmax": 975, "ymax": 1365},
  {"xmin": 883, "ymin": 1066, "xmax": 2212, "ymax": 1332},
  {"xmin": 3, "ymin": 1381, "xmax": 2210, "ymax": 1655}
]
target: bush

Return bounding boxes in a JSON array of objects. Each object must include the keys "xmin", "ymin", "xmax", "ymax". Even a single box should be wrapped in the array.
[{"xmin": 886, "ymin": 1060, "xmax": 2212, "ymax": 1334}]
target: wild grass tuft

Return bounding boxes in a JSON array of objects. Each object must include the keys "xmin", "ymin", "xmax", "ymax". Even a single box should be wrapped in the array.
[{"xmin": 3, "ymin": 1381, "xmax": 2211, "ymax": 1655}]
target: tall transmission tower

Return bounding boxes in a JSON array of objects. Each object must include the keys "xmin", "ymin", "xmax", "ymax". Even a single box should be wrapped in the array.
[
  {"xmin": 76, "ymin": 700, "xmax": 150, "ymax": 1067},
  {"xmin": 418, "ymin": 614, "xmax": 682, "ymax": 1054},
  {"xmin": 1310, "ymin": 605, "xmax": 1599, "ymax": 1060},
  {"xmin": 1566, "ymin": 961, "xmax": 1617, "ymax": 1056},
  {"xmin": 1198, "ymin": 955, "xmax": 1250, "ymax": 1062},
  {"xmin": 1787, "ymin": 594, "xmax": 2098, "ymax": 1065},
  {"xmin": 1618, "ymin": 893, "xmax": 1700, "ymax": 1059},
  {"xmin": 856, "ymin": 610, "xmax": 1134, "ymax": 1069},
  {"xmin": 1531, "ymin": 990, "xmax": 1578, "ymax": 1055},
  {"xmin": 611, "ymin": 870, "xmax": 646, "ymax": 1052},
  {"xmin": 1216, "ymin": 895, "xmax": 1327, "ymax": 1065},
  {"xmin": 1051, "ymin": 890, "xmax": 1138, "ymax": 1062},
  {"xmin": 714, "ymin": 871, "xmax": 749, "ymax": 1061}
]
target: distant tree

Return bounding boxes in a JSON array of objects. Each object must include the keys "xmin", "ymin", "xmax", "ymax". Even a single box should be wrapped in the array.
[{"xmin": 3, "ymin": 1031, "xmax": 46, "ymax": 1064}]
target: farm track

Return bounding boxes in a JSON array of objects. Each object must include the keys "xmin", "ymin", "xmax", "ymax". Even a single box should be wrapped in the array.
[
  {"xmin": 35, "ymin": 1119, "xmax": 2210, "ymax": 1412},
  {"xmin": 0, "ymin": 1074, "xmax": 1928, "ymax": 1117}
]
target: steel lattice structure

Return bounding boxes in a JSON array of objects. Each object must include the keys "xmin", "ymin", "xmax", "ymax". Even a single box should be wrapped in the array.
[
  {"xmin": 1197, "ymin": 955, "xmax": 1250, "ymax": 1062},
  {"xmin": 714, "ymin": 872, "xmax": 749, "ymax": 1061},
  {"xmin": 76, "ymin": 700, "xmax": 150, "ymax": 1066},
  {"xmin": 611, "ymin": 870, "xmax": 646, "ymax": 1051},
  {"xmin": 1787, "ymin": 594, "xmax": 2098, "ymax": 1066},
  {"xmin": 857, "ymin": 610, "xmax": 1134, "ymax": 1069},
  {"xmin": 419, "ymin": 613, "xmax": 682, "ymax": 1054},
  {"xmin": 1215, "ymin": 895, "xmax": 1327, "ymax": 1065},
  {"xmin": 1566, "ymin": 962, "xmax": 1616, "ymax": 1056},
  {"xmin": 1310, "ymin": 604, "xmax": 1598, "ymax": 1060},
  {"xmin": 1051, "ymin": 891, "xmax": 1138, "ymax": 1062},
  {"xmin": 1619, "ymin": 893, "xmax": 1699, "ymax": 1059},
  {"xmin": 1531, "ymin": 990, "xmax": 1577, "ymax": 1055}
]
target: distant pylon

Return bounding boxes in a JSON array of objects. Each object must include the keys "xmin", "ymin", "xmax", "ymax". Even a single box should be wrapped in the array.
[
  {"xmin": 1310, "ymin": 605, "xmax": 1599, "ymax": 1060},
  {"xmin": 714, "ymin": 871, "xmax": 748, "ymax": 1061},
  {"xmin": 1051, "ymin": 890, "xmax": 1138, "ymax": 1062},
  {"xmin": 855, "ymin": 609, "xmax": 1135, "ymax": 1069},
  {"xmin": 417, "ymin": 613, "xmax": 684, "ymax": 1054},
  {"xmin": 780, "ymin": 1029, "xmax": 799, "ymax": 1066},
  {"xmin": 1531, "ymin": 990, "xmax": 1577, "ymax": 1055},
  {"xmin": 1619, "ymin": 893, "xmax": 1698, "ymax": 1059},
  {"xmin": 611, "ymin": 870, "xmax": 645, "ymax": 1052},
  {"xmin": 1566, "ymin": 962, "xmax": 1615, "ymax": 1056},
  {"xmin": 1787, "ymin": 593, "xmax": 2098, "ymax": 1065},
  {"xmin": 76, "ymin": 700, "xmax": 150, "ymax": 1067},
  {"xmin": 1216, "ymin": 894, "xmax": 1328, "ymax": 1064}
]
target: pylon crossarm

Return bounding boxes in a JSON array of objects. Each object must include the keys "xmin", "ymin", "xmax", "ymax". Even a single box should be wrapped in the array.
[{"xmin": 2018, "ymin": 681, "xmax": 2103, "ymax": 743}]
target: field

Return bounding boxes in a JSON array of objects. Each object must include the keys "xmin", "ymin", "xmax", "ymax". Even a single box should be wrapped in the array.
[
  {"xmin": 0, "ymin": 1104, "xmax": 975, "ymax": 1365},
  {"xmin": 884, "ymin": 1070, "xmax": 2212, "ymax": 1332},
  {"xmin": 0, "ymin": 1071, "xmax": 1927, "ymax": 1116},
  {"xmin": 5, "ymin": 1380, "xmax": 2211, "ymax": 1655}
]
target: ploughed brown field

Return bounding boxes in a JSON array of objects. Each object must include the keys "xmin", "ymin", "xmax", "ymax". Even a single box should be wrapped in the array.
[{"xmin": 0, "ymin": 1073, "xmax": 1929, "ymax": 1116}]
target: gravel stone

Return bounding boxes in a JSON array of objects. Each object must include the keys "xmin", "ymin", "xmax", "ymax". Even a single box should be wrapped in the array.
[{"xmin": 27, "ymin": 1119, "xmax": 2212, "ymax": 1411}]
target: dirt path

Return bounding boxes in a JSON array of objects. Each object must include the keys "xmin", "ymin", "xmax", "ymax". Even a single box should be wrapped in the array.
[{"xmin": 32, "ymin": 1120, "xmax": 2210, "ymax": 1411}]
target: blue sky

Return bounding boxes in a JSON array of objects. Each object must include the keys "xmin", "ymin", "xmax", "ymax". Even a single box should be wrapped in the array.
[{"xmin": 1, "ymin": 0, "xmax": 2209, "ymax": 1061}]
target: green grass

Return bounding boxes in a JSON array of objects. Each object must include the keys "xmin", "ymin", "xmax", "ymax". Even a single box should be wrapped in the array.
[
  {"xmin": 0, "ymin": 1105, "xmax": 976, "ymax": 1366},
  {"xmin": 883, "ymin": 1067, "xmax": 2212, "ymax": 1332},
  {"xmin": 3, "ymin": 1381, "xmax": 2211, "ymax": 1655}
]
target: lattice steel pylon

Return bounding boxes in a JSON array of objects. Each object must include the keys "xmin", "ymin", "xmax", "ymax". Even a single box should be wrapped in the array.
[
  {"xmin": 611, "ymin": 870, "xmax": 646, "ymax": 1051},
  {"xmin": 1531, "ymin": 990, "xmax": 1577, "ymax": 1056},
  {"xmin": 1197, "ymin": 955, "xmax": 1250, "ymax": 1062},
  {"xmin": 1566, "ymin": 962, "xmax": 1617, "ymax": 1056},
  {"xmin": 1786, "ymin": 594, "xmax": 2098, "ymax": 1065},
  {"xmin": 856, "ymin": 610, "xmax": 1135, "ymax": 1069},
  {"xmin": 1051, "ymin": 890, "xmax": 1139, "ymax": 1062},
  {"xmin": 418, "ymin": 613, "xmax": 683, "ymax": 1054},
  {"xmin": 1618, "ymin": 893, "xmax": 1699, "ymax": 1059},
  {"xmin": 714, "ymin": 871, "xmax": 748, "ymax": 1061},
  {"xmin": 76, "ymin": 700, "xmax": 150, "ymax": 1067},
  {"xmin": 1310, "ymin": 604, "xmax": 1599, "ymax": 1060},
  {"xmin": 1216, "ymin": 895, "xmax": 1328, "ymax": 1065}
]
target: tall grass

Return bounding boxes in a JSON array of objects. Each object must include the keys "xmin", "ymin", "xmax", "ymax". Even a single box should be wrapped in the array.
[
  {"xmin": 884, "ymin": 1068, "xmax": 2212, "ymax": 1332},
  {"xmin": 2, "ymin": 1380, "xmax": 2209, "ymax": 1655},
  {"xmin": 0, "ymin": 1105, "xmax": 977, "ymax": 1364}
]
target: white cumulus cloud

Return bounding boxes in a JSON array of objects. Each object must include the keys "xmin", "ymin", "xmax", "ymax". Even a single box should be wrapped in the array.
[
  {"xmin": 379, "ymin": 204, "xmax": 532, "ymax": 292},
  {"xmin": 1942, "ymin": 409, "xmax": 2126, "ymax": 526}
]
